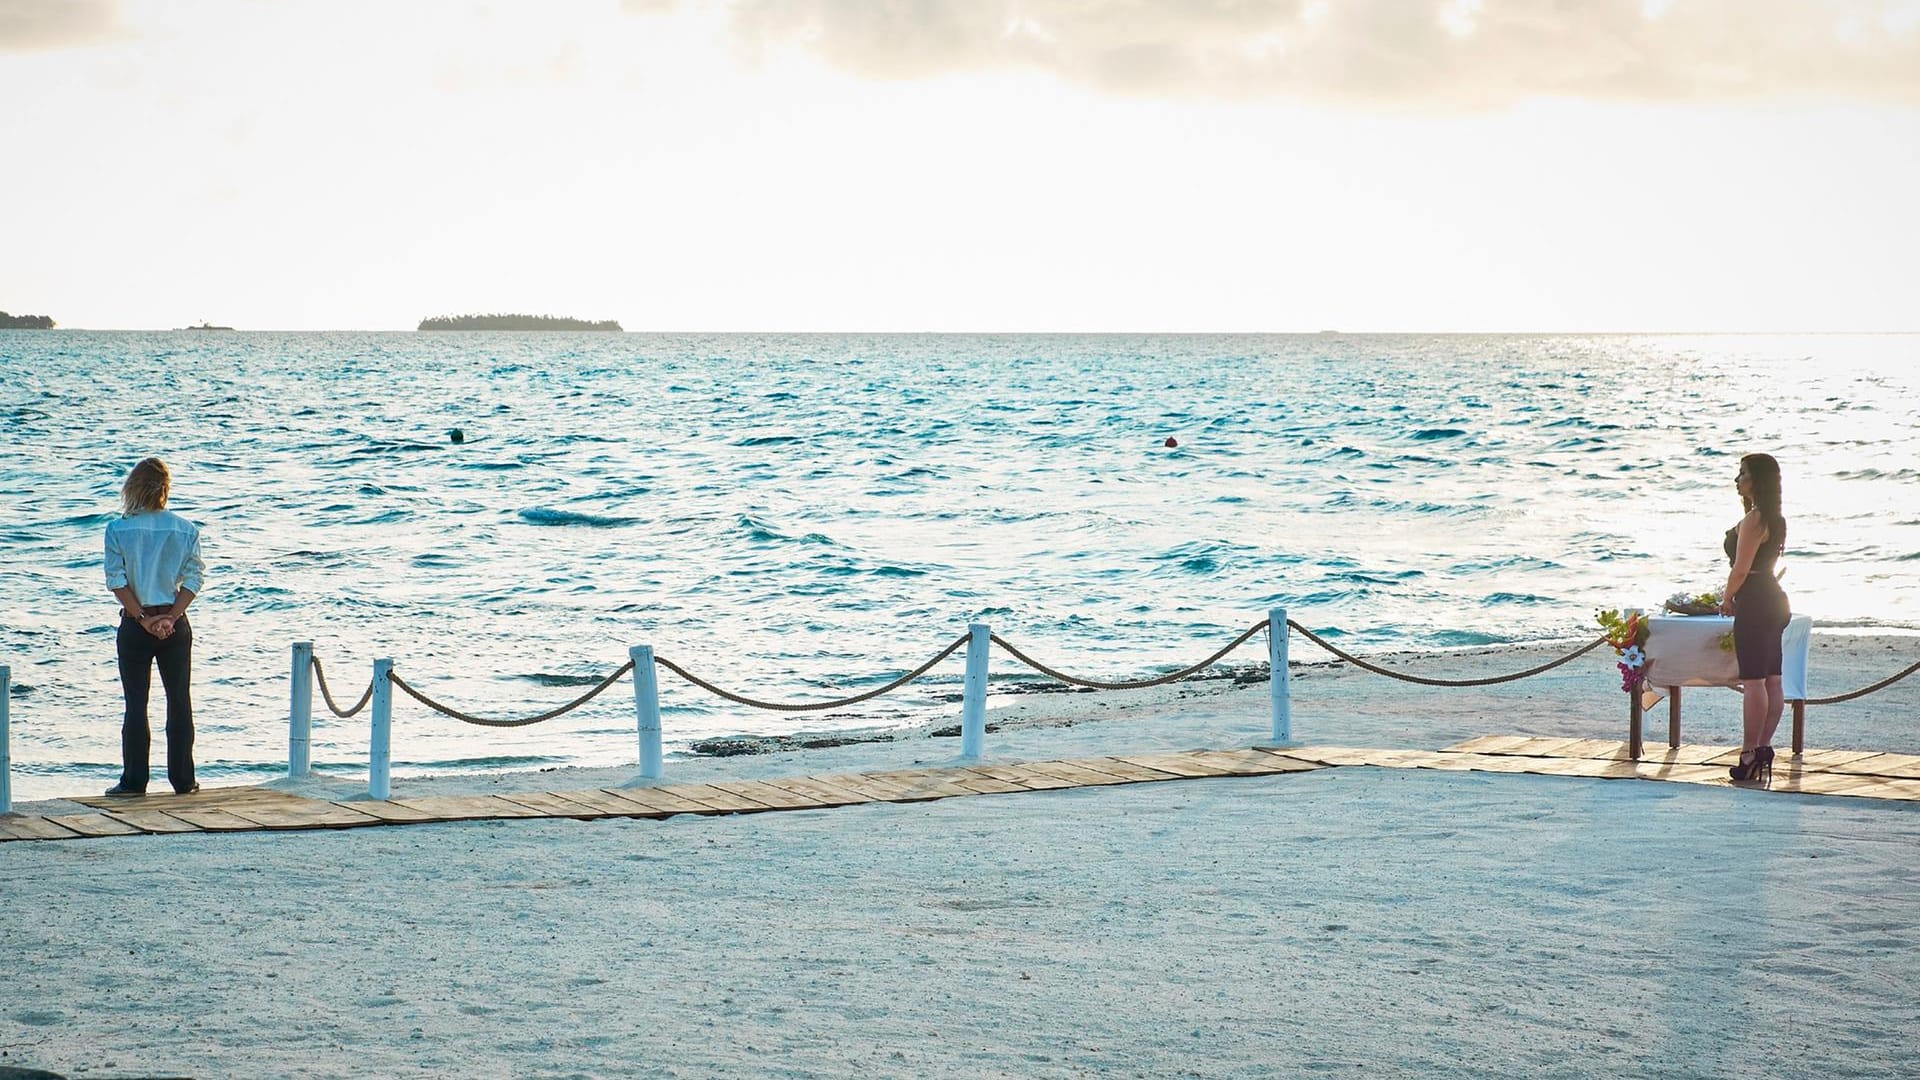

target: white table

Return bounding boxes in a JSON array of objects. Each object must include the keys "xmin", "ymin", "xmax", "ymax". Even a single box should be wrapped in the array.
[{"xmin": 1627, "ymin": 613, "xmax": 1812, "ymax": 758}]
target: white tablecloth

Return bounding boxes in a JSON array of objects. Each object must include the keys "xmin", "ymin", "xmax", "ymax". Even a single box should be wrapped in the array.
[{"xmin": 1643, "ymin": 614, "xmax": 1811, "ymax": 700}]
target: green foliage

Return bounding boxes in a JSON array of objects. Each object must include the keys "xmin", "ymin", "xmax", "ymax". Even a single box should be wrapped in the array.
[{"xmin": 1595, "ymin": 608, "xmax": 1649, "ymax": 649}]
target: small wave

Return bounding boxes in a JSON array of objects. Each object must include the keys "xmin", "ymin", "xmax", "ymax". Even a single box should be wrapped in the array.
[
  {"xmin": 738, "ymin": 514, "xmax": 834, "ymax": 546},
  {"xmin": 1835, "ymin": 468, "xmax": 1920, "ymax": 483},
  {"xmin": 518, "ymin": 672, "xmax": 612, "ymax": 687},
  {"xmin": 734, "ymin": 434, "xmax": 802, "ymax": 446},
  {"xmin": 1483, "ymin": 591, "xmax": 1551, "ymax": 605},
  {"xmin": 517, "ymin": 508, "xmax": 639, "ymax": 527},
  {"xmin": 1429, "ymin": 629, "xmax": 1511, "ymax": 647},
  {"xmin": 350, "ymin": 441, "xmax": 440, "ymax": 455},
  {"xmin": 54, "ymin": 512, "xmax": 118, "ymax": 528},
  {"xmin": 1409, "ymin": 428, "xmax": 1467, "ymax": 441}
]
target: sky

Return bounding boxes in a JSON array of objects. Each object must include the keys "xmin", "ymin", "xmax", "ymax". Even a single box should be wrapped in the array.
[{"xmin": 2, "ymin": 0, "xmax": 1918, "ymax": 332}]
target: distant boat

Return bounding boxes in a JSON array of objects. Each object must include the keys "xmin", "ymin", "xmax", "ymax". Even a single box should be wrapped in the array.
[{"xmin": 180, "ymin": 322, "xmax": 234, "ymax": 331}]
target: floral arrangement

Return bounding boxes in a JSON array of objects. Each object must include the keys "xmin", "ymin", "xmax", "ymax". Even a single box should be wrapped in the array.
[
  {"xmin": 1663, "ymin": 589, "xmax": 1722, "ymax": 616},
  {"xmin": 1596, "ymin": 608, "xmax": 1650, "ymax": 693}
]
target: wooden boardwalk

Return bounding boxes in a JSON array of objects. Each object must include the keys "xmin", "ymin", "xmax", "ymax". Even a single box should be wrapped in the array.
[{"xmin": 5, "ymin": 737, "xmax": 1920, "ymax": 844}]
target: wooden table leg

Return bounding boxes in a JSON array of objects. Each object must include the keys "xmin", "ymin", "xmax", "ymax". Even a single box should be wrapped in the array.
[
  {"xmin": 1791, "ymin": 699, "xmax": 1805, "ymax": 757},
  {"xmin": 1668, "ymin": 686, "xmax": 1682, "ymax": 748},
  {"xmin": 1629, "ymin": 690, "xmax": 1643, "ymax": 761}
]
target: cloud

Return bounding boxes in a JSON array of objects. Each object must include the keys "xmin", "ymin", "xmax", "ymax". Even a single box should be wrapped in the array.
[
  {"xmin": 688, "ymin": 0, "xmax": 1920, "ymax": 107},
  {"xmin": 0, "ymin": 0, "xmax": 117, "ymax": 51}
]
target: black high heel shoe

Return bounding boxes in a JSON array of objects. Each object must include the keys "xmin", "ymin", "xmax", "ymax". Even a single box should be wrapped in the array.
[{"xmin": 1729, "ymin": 746, "xmax": 1774, "ymax": 785}]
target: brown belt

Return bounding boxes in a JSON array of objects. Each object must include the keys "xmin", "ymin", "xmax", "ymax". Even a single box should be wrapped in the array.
[{"xmin": 125, "ymin": 605, "xmax": 178, "ymax": 618}]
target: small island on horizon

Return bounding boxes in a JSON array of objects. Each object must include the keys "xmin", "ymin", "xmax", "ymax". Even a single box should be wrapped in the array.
[
  {"xmin": 0, "ymin": 310, "xmax": 55, "ymax": 329},
  {"xmin": 419, "ymin": 313, "xmax": 622, "ymax": 331}
]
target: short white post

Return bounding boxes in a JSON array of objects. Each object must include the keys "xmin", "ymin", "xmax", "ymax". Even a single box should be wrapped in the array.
[
  {"xmin": 1268, "ymin": 607, "xmax": 1291, "ymax": 744},
  {"xmin": 0, "ymin": 664, "xmax": 12, "ymax": 815},
  {"xmin": 288, "ymin": 641, "xmax": 314, "ymax": 777},
  {"xmin": 631, "ymin": 645, "xmax": 662, "ymax": 780},
  {"xmin": 960, "ymin": 622, "xmax": 990, "ymax": 759},
  {"xmin": 368, "ymin": 658, "xmax": 393, "ymax": 800}
]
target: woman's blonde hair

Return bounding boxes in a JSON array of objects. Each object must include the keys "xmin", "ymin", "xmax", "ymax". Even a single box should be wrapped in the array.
[{"xmin": 121, "ymin": 457, "xmax": 171, "ymax": 515}]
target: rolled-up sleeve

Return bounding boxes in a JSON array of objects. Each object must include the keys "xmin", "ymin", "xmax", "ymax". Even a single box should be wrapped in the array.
[
  {"xmin": 180, "ymin": 529, "xmax": 205, "ymax": 595},
  {"xmin": 103, "ymin": 527, "xmax": 129, "ymax": 589}
]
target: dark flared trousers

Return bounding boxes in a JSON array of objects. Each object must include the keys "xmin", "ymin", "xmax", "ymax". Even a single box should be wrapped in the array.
[{"xmin": 116, "ymin": 614, "xmax": 195, "ymax": 793}]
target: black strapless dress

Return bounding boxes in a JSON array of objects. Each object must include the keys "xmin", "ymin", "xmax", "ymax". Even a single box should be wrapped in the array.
[{"xmin": 1725, "ymin": 520, "xmax": 1790, "ymax": 679}]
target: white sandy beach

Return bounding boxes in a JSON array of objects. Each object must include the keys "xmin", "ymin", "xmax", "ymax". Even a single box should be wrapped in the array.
[{"xmin": 4, "ymin": 634, "xmax": 1919, "ymax": 1078}]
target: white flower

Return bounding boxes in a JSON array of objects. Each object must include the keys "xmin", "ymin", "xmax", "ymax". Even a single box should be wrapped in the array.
[{"xmin": 1621, "ymin": 645, "xmax": 1646, "ymax": 669}]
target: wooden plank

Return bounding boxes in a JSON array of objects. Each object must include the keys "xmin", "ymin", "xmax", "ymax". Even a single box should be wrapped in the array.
[
  {"xmin": 814, "ymin": 774, "xmax": 931, "ymax": 802},
  {"xmin": 219, "ymin": 802, "xmax": 386, "ymax": 831},
  {"xmin": 1823, "ymin": 753, "xmax": 1920, "ymax": 779},
  {"xmin": 959, "ymin": 763, "xmax": 1059, "ymax": 788},
  {"xmin": 163, "ymin": 808, "xmax": 266, "ymax": 832},
  {"xmin": 878, "ymin": 774, "xmax": 980, "ymax": 800},
  {"xmin": 943, "ymin": 772, "xmax": 1032, "ymax": 795},
  {"xmin": 72, "ymin": 785, "xmax": 297, "ymax": 811},
  {"xmin": 658, "ymin": 782, "xmax": 781, "ymax": 813},
  {"xmin": 542, "ymin": 788, "xmax": 675, "ymax": 817},
  {"xmin": 44, "ymin": 813, "xmax": 145, "ymax": 838},
  {"xmin": 100, "ymin": 808, "xmax": 202, "ymax": 834},
  {"xmin": 1021, "ymin": 760, "xmax": 1132, "ymax": 786},
  {"xmin": 1792, "ymin": 748, "xmax": 1886, "ymax": 770},
  {"xmin": 760, "ymin": 777, "xmax": 874, "ymax": 807},
  {"xmin": 1254, "ymin": 752, "xmax": 1335, "ymax": 773},
  {"xmin": 1839, "ymin": 778, "xmax": 1920, "ymax": 801},
  {"xmin": 1553, "ymin": 739, "xmax": 1634, "ymax": 760},
  {"xmin": 1421, "ymin": 752, "xmax": 1536, "ymax": 773},
  {"xmin": 0, "ymin": 816, "xmax": 85, "ymax": 841},
  {"xmin": 1777, "ymin": 772, "xmax": 1899, "ymax": 798},
  {"xmin": 491, "ymin": 792, "xmax": 614, "ymax": 819},
  {"xmin": 336, "ymin": 799, "xmax": 440, "ymax": 823},
  {"xmin": 1182, "ymin": 749, "xmax": 1310, "ymax": 776},
  {"xmin": 1505, "ymin": 737, "xmax": 1588, "ymax": 758},
  {"xmin": 1049, "ymin": 757, "xmax": 1160, "ymax": 783},
  {"xmin": 389, "ymin": 795, "xmax": 548, "ymax": 821},
  {"xmin": 1074, "ymin": 756, "xmax": 1192, "ymax": 781},
  {"xmin": 987, "ymin": 766, "xmax": 1082, "ymax": 790},
  {"xmin": 1439, "ymin": 734, "xmax": 1535, "ymax": 755},
  {"xmin": 702, "ymin": 779, "xmax": 822, "ymax": 810},
  {"xmin": 1633, "ymin": 762, "xmax": 1736, "ymax": 785},
  {"xmin": 1638, "ymin": 744, "xmax": 1737, "ymax": 767},
  {"xmin": 1112, "ymin": 752, "xmax": 1236, "ymax": 777},
  {"xmin": 813, "ymin": 772, "xmax": 917, "ymax": 799},
  {"xmin": 598, "ymin": 787, "xmax": 715, "ymax": 815}
]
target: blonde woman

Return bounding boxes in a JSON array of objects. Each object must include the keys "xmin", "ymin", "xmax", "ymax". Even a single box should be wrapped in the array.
[{"xmin": 103, "ymin": 458, "xmax": 205, "ymax": 796}]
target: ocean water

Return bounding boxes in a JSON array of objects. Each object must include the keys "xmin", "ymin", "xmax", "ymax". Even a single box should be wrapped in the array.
[{"xmin": 4, "ymin": 331, "xmax": 1917, "ymax": 800}]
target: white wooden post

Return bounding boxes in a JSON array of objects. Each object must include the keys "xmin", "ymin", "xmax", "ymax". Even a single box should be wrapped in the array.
[
  {"xmin": 960, "ymin": 622, "xmax": 989, "ymax": 758},
  {"xmin": 631, "ymin": 645, "xmax": 662, "ymax": 780},
  {"xmin": 0, "ymin": 664, "xmax": 11, "ymax": 815},
  {"xmin": 288, "ymin": 641, "xmax": 313, "ymax": 777},
  {"xmin": 368, "ymin": 658, "xmax": 393, "ymax": 799},
  {"xmin": 1269, "ymin": 607, "xmax": 1291, "ymax": 744}
]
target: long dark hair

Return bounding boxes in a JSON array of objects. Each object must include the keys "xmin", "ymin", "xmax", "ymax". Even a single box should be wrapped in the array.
[{"xmin": 1740, "ymin": 452, "xmax": 1785, "ymax": 548}]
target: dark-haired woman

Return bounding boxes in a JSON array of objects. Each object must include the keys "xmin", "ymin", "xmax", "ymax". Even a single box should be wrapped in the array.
[
  {"xmin": 103, "ymin": 457, "xmax": 205, "ymax": 796},
  {"xmin": 1718, "ymin": 453, "xmax": 1788, "ymax": 784}
]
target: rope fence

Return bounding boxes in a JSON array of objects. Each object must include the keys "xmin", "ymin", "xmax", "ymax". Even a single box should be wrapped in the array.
[
  {"xmin": 310, "ymin": 655, "xmax": 373, "ymax": 719},
  {"xmin": 262, "ymin": 610, "xmax": 1920, "ymax": 800},
  {"xmin": 1285, "ymin": 622, "xmax": 1612, "ymax": 687}
]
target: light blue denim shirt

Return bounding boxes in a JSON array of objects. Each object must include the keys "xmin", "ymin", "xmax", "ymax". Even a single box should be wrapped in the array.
[{"xmin": 104, "ymin": 510, "xmax": 205, "ymax": 607}]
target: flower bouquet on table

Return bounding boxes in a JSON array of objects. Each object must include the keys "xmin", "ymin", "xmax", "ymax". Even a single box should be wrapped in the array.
[
  {"xmin": 1595, "ymin": 608, "xmax": 1650, "ymax": 693},
  {"xmin": 1663, "ymin": 589, "xmax": 1722, "ymax": 616}
]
